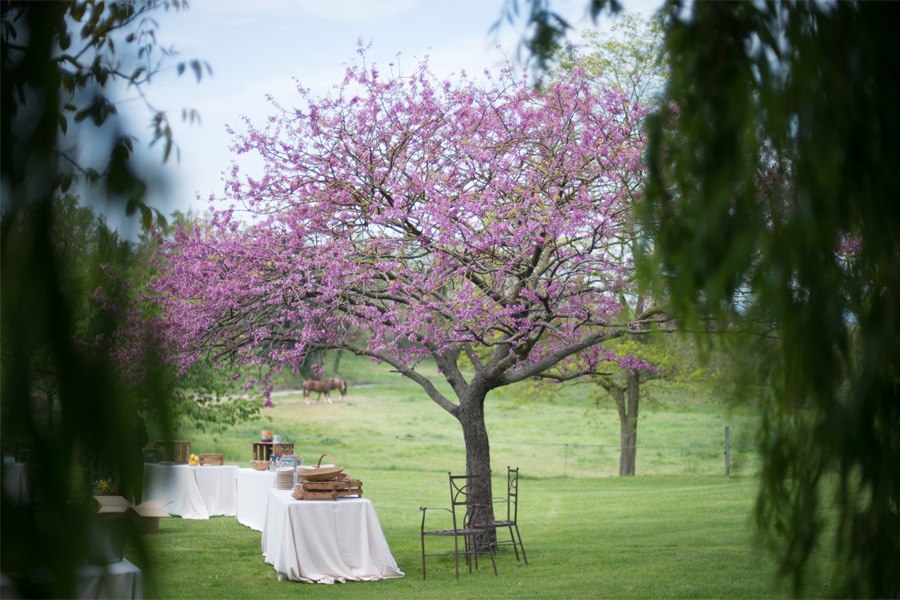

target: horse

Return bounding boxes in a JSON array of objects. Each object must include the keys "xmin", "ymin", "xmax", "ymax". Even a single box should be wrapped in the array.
[
  {"xmin": 327, "ymin": 377, "xmax": 348, "ymax": 396},
  {"xmin": 302, "ymin": 377, "xmax": 347, "ymax": 404}
]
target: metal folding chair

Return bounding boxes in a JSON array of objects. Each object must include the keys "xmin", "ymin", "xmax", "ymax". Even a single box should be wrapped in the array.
[
  {"xmin": 492, "ymin": 466, "xmax": 527, "ymax": 564},
  {"xmin": 420, "ymin": 471, "xmax": 498, "ymax": 579}
]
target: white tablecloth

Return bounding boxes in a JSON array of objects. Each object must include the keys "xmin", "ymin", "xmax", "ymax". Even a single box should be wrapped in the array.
[
  {"xmin": 234, "ymin": 469, "xmax": 275, "ymax": 531},
  {"xmin": 261, "ymin": 489, "xmax": 404, "ymax": 584},
  {"xmin": 142, "ymin": 464, "xmax": 238, "ymax": 519},
  {"xmin": 75, "ymin": 559, "xmax": 143, "ymax": 599},
  {"xmin": 0, "ymin": 560, "xmax": 143, "ymax": 599},
  {"xmin": 193, "ymin": 465, "xmax": 239, "ymax": 516},
  {"xmin": 2, "ymin": 462, "xmax": 33, "ymax": 505}
]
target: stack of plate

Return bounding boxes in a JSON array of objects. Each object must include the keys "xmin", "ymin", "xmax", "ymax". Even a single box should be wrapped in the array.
[{"xmin": 275, "ymin": 467, "xmax": 295, "ymax": 490}]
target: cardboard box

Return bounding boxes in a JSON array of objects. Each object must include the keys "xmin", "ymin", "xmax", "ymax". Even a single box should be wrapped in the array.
[{"xmin": 93, "ymin": 496, "xmax": 172, "ymax": 533}]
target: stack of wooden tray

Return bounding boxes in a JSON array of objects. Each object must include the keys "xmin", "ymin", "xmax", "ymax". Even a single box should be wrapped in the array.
[{"xmin": 292, "ymin": 479, "xmax": 363, "ymax": 501}]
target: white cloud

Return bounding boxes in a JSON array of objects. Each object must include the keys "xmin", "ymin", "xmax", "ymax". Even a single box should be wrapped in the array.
[{"xmin": 293, "ymin": 0, "xmax": 419, "ymax": 22}]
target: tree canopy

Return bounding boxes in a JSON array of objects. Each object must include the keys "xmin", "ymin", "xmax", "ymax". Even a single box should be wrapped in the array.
[
  {"xmin": 153, "ymin": 53, "xmax": 649, "ymax": 392},
  {"xmin": 150, "ymin": 52, "xmax": 653, "ymax": 508}
]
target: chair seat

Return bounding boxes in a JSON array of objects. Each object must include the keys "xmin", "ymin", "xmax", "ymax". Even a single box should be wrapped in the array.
[{"xmin": 423, "ymin": 526, "xmax": 484, "ymax": 537}]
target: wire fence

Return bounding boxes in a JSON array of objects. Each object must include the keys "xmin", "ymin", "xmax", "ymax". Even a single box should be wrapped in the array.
[{"xmin": 293, "ymin": 426, "xmax": 760, "ymax": 479}]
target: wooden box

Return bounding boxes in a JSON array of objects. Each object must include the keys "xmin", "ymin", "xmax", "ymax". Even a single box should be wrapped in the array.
[
  {"xmin": 252, "ymin": 442, "xmax": 294, "ymax": 461},
  {"xmin": 293, "ymin": 479, "xmax": 363, "ymax": 500},
  {"xmin": 153, "ymin": 440, "xmax": 191, "ymax": 464},
  {"xmin": 199, "ymin": 453, "xmax": 224, "ymax": 466}
]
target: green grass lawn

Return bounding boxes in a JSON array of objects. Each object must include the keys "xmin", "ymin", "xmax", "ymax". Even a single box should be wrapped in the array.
[
  {"xmin": 133, "ymin": 355, "xmax": 834, "ymax": 598},
  {"xmin": 133, "ymin": 473, "xmax": 835, "ymax": 599},
  {"xmin": 176, "ymin": 354, "xmax": 762, "ymax": 478}
]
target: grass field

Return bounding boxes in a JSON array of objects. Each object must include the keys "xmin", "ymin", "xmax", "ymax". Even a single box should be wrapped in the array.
[
  {"xmin": 134, "ymin": 355, "xmax": 835, "ymax": 598},
  {"xmin": 176, "ymin": 354, "xmax": 762, "ymax": 478}
]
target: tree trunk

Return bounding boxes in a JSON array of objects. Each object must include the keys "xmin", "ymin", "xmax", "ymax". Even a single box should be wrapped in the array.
[
  {"xmin": 456, "ymin": 387, "xmax": 496, "ymax": 548},
  {"xmin": 332, "ymin": 349, "xmax": 343, "ymax": 374},
  {"xmin": 619, "ymin": 370, "xmax": 640, "ymax": 476}
]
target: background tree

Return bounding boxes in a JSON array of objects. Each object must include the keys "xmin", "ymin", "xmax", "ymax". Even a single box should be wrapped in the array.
[
  {"xmin": 151, "ymin": 53, "xmax": 649, "ymax": 514},
  {"xmin": 1, "ymin": 1, "xmax": 206, "ymax": 596},
  {"xmin": 504, "ymin": 0, "xmax": 900, "ymax": 596},
  {"xmin": 540, "ymin": 14, "xmax": 670, "ymax": 477}
]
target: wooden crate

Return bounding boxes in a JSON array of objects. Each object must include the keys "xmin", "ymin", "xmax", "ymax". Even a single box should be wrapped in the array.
[
  {"xmin": 293, "ymin": 480, "xmax": 362, "ymax": 501},
  {"xmin": 199, "ymin": 453, "xmax": 224, "ymax": 466},
  {"xmin": 153, "ymin": 440, "xmax": 191, "ymax": 464},
  {"xmin": 252, "ymin": 442, "xmax": 295, "ymax": 461}
]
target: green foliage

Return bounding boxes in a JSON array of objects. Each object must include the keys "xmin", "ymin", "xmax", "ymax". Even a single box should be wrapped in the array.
[
  {"xmin": 553, "ymin": 12, "xmax": 666, "ymax": 108},
  {"xmin": 637, "ymin": 2, "xmax": 900, "ymax": 597},
  {"xmin": 162, "ymin": 361, "xmax": 262, "ymax": 434},
  {"xmin": 1, "ymin": 1, "xmax": 207, "ymax": 596},
  {"xmin": 2, "ymin": 0, "xmax": 208, "ymax": 228},
  {"xmin": 495, "ymin": 0, "xmax": 624, "ymax": 73},
  {"xmin": 506, "ymin": 1, "xmax": 899, "ymax": 594}
]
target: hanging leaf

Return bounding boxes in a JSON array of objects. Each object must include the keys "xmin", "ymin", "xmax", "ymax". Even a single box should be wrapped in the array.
[{"xmin": 190, "ymin": 59, "xmax": 202, "ymax": 82}]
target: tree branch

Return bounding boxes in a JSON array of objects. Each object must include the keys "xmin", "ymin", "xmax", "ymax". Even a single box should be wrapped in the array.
[
  {"xmin": 497, "ymin": 328, "xmax": 627, "ymax": 386},
  {"xmin": 345, "ymin": 344, "xmax": 459, "ymax": 415}
]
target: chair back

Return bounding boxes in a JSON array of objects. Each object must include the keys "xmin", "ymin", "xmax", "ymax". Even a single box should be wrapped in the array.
[
  {"xmin": 449, "ymin": 471, "xmax": 491, "ymax": 529},
  {"xmin": 505, "ymin": 466, "xmax": 520, "ymax": 522}
]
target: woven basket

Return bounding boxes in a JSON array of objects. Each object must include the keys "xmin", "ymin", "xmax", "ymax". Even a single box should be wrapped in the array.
[
  {"xmin": 298, "ymin": 453, "xmax": 344, "ymax": 482},
  {"xmin": 250, "ymin": 460, "xmax": 269, "ymax": 471}
]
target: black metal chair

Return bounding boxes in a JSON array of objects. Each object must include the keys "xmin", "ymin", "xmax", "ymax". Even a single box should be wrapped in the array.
[
  {"xmin": 420, "ymin": 472, "xmax": 498, "ymax": 579},
  {"xmin": 492, "ymin": 466, "xmax": 528, "ymax": 564}
]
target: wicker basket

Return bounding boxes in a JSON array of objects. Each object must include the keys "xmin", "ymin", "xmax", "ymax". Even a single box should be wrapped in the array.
[
  {"xmin": 250, "ymin": 460, "xmax": 269, "ymax": 471},
  {"xmin": 298, "ymin": 453, "xmax": 344, "ymax": 482}
]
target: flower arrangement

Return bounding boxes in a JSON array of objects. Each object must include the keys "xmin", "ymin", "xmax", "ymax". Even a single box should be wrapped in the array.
[{"xmin": 93, "ymin": 478, "xmax": 116, "ymax": 495}]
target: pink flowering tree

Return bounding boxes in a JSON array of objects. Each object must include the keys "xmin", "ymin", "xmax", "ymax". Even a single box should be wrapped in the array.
[{"xmin": 150, "ymin": 52, "xmax": 649, "ymax": 503}]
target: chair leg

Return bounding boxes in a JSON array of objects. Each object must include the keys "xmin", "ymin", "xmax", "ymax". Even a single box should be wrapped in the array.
[
  {"xmin": 487, "ymin": 538, "xmax": 498, "ymax": 576},
  {"xmin": 507, "ymin": 525, "xmax": 521, "ymax": 562},
  {"xmin": 514, "ymin": 523, "xmax": 528, "ymax": 565},
  {"xmin": 453, "ymin": 534, "xmax": 461, "ymax": 579},
  {"xmin": 421, "ymin": 534, "xmax": 427, "ymax": 579}
]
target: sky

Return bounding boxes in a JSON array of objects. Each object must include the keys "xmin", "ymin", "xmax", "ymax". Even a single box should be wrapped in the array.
[{"xmin": 119, "ymin": 0, "xmax": 659, "ymax": 222}]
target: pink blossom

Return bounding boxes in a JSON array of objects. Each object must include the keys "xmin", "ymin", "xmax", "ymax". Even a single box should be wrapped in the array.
[{"xmin": 148, "ymin": 53, "xmax": 648, "ymax": 400}]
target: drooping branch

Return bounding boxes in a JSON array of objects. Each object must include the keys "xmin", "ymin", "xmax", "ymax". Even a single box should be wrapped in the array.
[{"xmin": 345, "ymin": 344, "xmax": 459, "ymax": 415}]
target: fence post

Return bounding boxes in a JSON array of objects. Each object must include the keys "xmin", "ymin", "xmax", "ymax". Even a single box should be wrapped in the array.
[{"xmin": 724, "ymin": 426, "xmax": 731, "ymax": 476}]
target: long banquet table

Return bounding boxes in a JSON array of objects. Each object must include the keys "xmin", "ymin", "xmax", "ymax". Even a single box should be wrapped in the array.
[
  {"xmin": 261, "ymin": 488, "xmax": 404, "ymax": 584},
  {"xmin": 142, "ymin": 464, "xmax": 239, "ymax": 519}
]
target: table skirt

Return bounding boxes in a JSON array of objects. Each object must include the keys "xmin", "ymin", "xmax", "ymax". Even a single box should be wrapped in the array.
[
  {"xmin": 234, "ymin": 468, "xmax": 275, "ymax": 531},
  {"xmin": 261, "ymin": 489, "xmax": 404, "ymax": 584}
]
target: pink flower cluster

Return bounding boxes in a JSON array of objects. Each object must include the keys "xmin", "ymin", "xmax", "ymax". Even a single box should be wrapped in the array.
[{"xmin": 150, "ymin": 53, "xmax": 647, "ymax": 396}]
